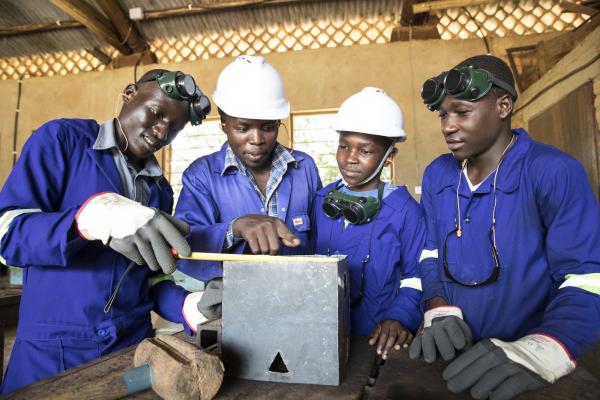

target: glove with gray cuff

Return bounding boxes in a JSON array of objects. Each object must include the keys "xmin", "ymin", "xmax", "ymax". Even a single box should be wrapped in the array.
[
  {"xmin": 443, "ymin": 335, "xmax": 575, "ymax": 400},
  {"xmin": 76, "ymin": 192, "xmax": 191, "ymax": 274},
  {"xmin": 409, "ymin": 306, "xmax": 473, "ymax": 363}
]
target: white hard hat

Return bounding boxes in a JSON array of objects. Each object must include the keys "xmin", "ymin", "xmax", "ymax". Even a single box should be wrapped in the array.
[
  {"xmin": 333, "ymin": 87, "xmax": 407, "ymax": 142},
  {"xmin": 213, "ymin": 55, "xmax": 290, "ymax": 120}
]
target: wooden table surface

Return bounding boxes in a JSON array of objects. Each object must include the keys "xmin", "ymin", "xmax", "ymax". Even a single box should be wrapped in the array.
[
  {"xmin": 3, "ymin": 335, "xmax": 375, "ymax": 400},
  {"xmin": 0, "ymin": 287, "xmax": 21, "ymax": 324},
  {"xmin": 0, "ymin": 287, "xmax": 21, "ymax": 385},
  {"xmin": 4, "ymin": 332, "xmax": 599, "ymax": 400},
  {"xmin": 369, "ymin": 347, "xmax": 600, "ymax": 400}
]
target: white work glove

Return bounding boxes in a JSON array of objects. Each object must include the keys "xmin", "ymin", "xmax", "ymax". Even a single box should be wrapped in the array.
[
  {"xmin": 181, "ymin": 279, "xmax": 223, "ymax": 333},
  {"xmin": 443, "ymin": 335, "xmax": 576, "ymax": 400},
  {"xmin": 409, "ymin": 306, "xmax": 473, "ymax": 362},
  {"xmin": 182, "ymin": 292, "xmax": 209, "ymax": 333},
  {"xmin": 76, "ymin": 192, "xmax": 191, "ymax": 274}
]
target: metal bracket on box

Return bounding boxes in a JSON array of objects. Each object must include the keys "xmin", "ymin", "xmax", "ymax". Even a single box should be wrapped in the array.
[{"xmin": 196, "ymin": 318, "xmax": 222, "ymax": 355}]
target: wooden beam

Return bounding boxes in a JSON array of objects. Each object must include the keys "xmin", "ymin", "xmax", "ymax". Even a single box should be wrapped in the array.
[
  {"xmin": 413, "ymin": 0, "xmax": 495, "ymax": 14},
  {"xmin": 142, "ymin": 0, "xmax": 317, "ymax": 20},
  {"xmin": 560, "ymin": 0, "xmax": 598, "ymax": 16},
  {"xmin": 391, "ymin": 22, "xmax": 441, "ymax": 40},
  {"xmin": 515, "ymin": 25, "xmax": 600, "ymax": 115},
  {"xmin": 49, "ymin": 0, "xmax": 132, "ymax": 55},
  {"xmin": 0, "ymin": 20, "xmax": 81, "ymax": 38},
  {"xmin": 400, "ymin": 0, "xmax": 417, "ymax": 25},
  {"xmin": 95, "ymin": 0, "xmax": 146, "ymax": 53},
  {"xmin": 400, "ymin": 1, "xmax": 432, "ymax": 26}
]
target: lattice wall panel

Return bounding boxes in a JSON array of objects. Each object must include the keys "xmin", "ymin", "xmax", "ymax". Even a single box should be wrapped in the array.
[
  {"xmin": 150, "ymin": 15, "xmax": 394, "ymax": 63},
  {"xmin": 0, "ymin": 49, "xmax": 113, "ymax": 81},
  {"xmin": 436, "ymin": 0, "xmax": 589, "ymax": 39}
]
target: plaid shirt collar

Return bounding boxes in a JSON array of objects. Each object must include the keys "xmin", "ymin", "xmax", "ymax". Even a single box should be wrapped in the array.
[{"xmin": 222, "ymin": 143, "xmax": 297, "ymax": 176}]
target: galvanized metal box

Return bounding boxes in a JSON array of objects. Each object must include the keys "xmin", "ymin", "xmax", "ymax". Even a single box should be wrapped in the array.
[{"xmin": 221, "ymin": 255, "xmax": 350, "ymax": 385}]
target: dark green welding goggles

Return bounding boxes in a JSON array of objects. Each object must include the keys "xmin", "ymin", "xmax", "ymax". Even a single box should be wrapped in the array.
[
  {"xmin": 138, "ymin": 70, "xmax": 211, "ymax": 125},
  {"xmin": 322, "ymin": 183, "xmax": 384, "ymax": 225},
  {"xmin": 421, "ymin": 66, "xmax": 517, "ymax": 111}
]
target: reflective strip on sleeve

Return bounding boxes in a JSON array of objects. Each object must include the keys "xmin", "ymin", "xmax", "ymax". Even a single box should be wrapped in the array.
[
  {"xmin": 559, "ymin": 273, "xmax": 600, "ymax": 295},
  {"xmin": 419, "ymin": 248, "xmax": 438, "ymax": 263},
  {"xmin": 148, "ymin": 274, "xmax": 174, "ymax": 288},
  {"xmin": 400, "ymin": 277, "xmax": 422, "ymax": 291},
  {"xmin": 0, "ymin": 208, "xmax": 42, "ymax": 265}
]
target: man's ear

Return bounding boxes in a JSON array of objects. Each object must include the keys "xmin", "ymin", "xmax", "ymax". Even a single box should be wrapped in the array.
[
  {"xmin": 122, "ymin": 84, "xmax": 138, "ymax": 103},
  {"xmin": 386, "ymin": 147, "xmax": 398, "ymax": 164},
  {"xmin": 497, "ymin": 94, "xmax": 513, "ymax": 120}
]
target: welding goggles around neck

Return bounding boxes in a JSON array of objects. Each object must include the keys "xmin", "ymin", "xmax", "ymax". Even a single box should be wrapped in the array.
[
  {"xmin": 322, "ymin": 182, "xmax": 384, "ymax": 225},
  {"xmin": 421, "ymin": 66, "xmax": 517, "ymax": 111},
  {"xmin": 138, "ymin": 70, "xmax": 211, "ymax": 125}
]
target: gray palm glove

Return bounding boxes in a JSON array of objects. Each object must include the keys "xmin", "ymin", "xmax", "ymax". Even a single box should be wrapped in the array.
[
  {"xmin": 409, "ymin": 306, "xmax": 473, "ymax": 363},
  {"xmin": 444, "ymin": 335, "xmax": 575, "ymax": 400},
  {"xmin": 109, "ymin": 210, "xmax": 191, "ymax": 274},
  {"xmin": 197, "ymin": 278, "xmax": 223, "ymax": 320},
  {"xmin": 443, "ymin": 339, "xmax": 545, "ymax": 400},
  {"xmin": 76, "ymin": 192, "xmax": 191, "ymax": 274}
]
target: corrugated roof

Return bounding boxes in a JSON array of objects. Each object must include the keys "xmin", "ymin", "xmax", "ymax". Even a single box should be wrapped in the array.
[
  {"xmin": 0, "ymin": 0, "xmax": 107, "ymax": 57},
  {"xmin": 0, "ymin": 0, "xmax": 402, "ymax": 58},
  {"xmin": 127, "ymin": 0, "xmax": 402, "ymax": 38}
]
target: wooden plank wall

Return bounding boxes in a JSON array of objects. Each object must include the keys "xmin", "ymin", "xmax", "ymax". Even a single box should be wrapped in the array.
[{"xmin": 529, "ymin": 82, "xmax": 600, "ymax": 201}]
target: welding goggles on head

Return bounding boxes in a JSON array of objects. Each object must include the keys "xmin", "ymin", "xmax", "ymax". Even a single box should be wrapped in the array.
[
  {"xmin": 322, "ymin": 183, "xmax": 383, "ymax": 225},
  {"xmin": 138, "ymin": 70, "xmax": 211, "ymax": 125},
  {"xmin": 421, "ymin": 66, "xmax": 517, "ymax": 111}
]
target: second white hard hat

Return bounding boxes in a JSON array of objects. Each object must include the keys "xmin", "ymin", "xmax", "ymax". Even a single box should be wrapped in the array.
[
  {"xmin": 333, "ymin": 87, "xmax": 406, "ymax": 141},
  {"xmin": 213, "ymin": 55, "xmax": 290, "ymax": 120}
]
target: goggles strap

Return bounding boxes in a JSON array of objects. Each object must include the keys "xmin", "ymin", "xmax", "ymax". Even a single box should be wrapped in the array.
[{"xmin": 490, "ymin": 77, "xmax": 518, "ymax": 100}]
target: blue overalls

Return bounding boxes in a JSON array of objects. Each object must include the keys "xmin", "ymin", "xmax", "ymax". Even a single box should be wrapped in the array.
[
  {"xmin": 313, "ymin": 181, "xmax": 425, "ymax": 336},
  {"xmin": 419, "ymin": 129, "xmax": 600, "ymax": 358},
  {"xmin": 174, "ymin": 143, "xmax": 322, "ymax": 281},
  {"xmin": 0, "ymin": 119, "xmax": 189, "ymax": 393}
]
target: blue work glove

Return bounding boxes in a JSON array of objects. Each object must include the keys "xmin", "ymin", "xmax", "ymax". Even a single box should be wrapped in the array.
[
  {"xmin": 443, "ymin": 335, "xmax": 576, "ymax": 400},
  {"xmin": 409, "ymin": 306, "xmax": 473, "ymax": 362}
]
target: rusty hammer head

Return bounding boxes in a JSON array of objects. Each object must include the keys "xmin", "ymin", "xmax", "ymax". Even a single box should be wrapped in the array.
[{"xmin": 134, "ymin": 334, "xmax": 224, "ymax": 400}]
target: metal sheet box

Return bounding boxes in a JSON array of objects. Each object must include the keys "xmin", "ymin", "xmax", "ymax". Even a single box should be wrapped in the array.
[{"xmin": 221, "ymin": 255, "xmax": 350, "ymax": 385}]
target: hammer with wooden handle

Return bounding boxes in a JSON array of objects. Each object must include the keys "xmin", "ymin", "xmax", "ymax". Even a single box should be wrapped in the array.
[{"xmin": 26, "ymin": 335, "xmax": 224, "ymax": 400}]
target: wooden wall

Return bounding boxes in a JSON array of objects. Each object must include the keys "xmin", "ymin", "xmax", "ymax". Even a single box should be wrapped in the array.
[{"xmin": 529, "ymin": 82, "xmax": 599, "ymax": 200}]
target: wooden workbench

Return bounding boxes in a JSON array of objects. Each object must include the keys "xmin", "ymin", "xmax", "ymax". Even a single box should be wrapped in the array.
[
  {"xmin": 0, "ymin": 287, "xmax": 21, "ymax": 383},
  {"xmin": 4, "ymin": 333, "xmax": 599, "ymax": 400},
  {"xmin": 3, "ymin": 335, "xmax": 375, "ymax": 400},
  {"xmin": 369, "ymin": 347, "xmax": 600, "ymax": 400}
]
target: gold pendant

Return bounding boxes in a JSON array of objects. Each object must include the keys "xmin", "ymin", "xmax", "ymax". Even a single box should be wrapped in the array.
[{"xmin": 456, "ymin": 228, "xmax": 462, "ymax": 238}]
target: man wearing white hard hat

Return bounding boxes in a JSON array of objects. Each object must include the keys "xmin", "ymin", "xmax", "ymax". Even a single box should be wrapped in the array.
[
  {"xmin": 312, "ymin": 87, "xmax": 425, "ymax": 359},
  {"xmin": 174, "ymin": 56, "xmax": 322, "ymax": 324}
]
